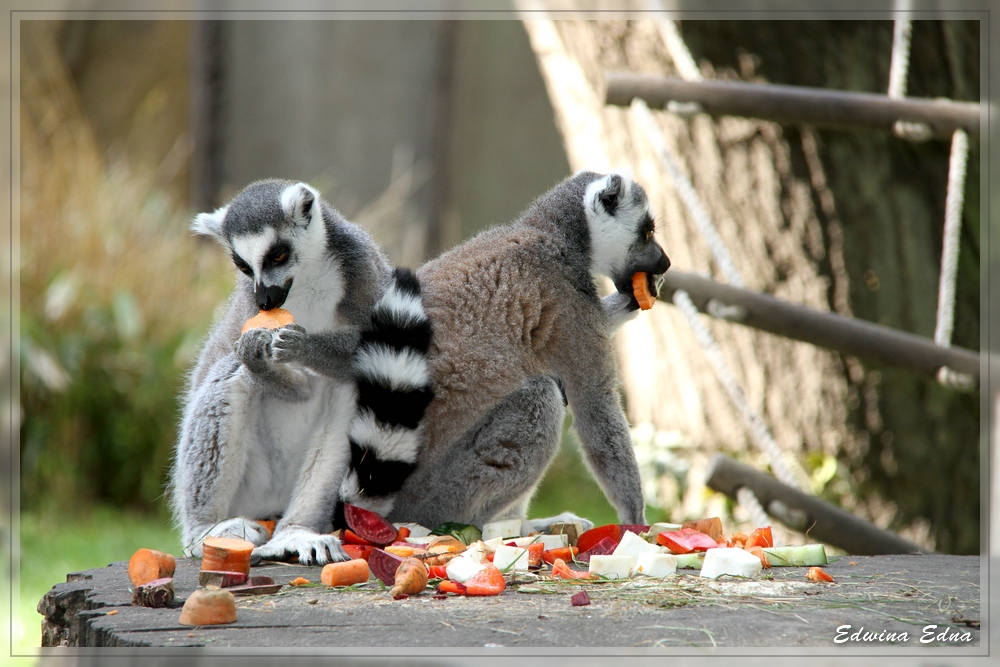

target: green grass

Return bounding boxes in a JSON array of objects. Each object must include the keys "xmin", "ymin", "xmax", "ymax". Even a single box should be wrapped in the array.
[{"xmin": 15, "ymin": 504, "xmax": 180, "ymax": 653}]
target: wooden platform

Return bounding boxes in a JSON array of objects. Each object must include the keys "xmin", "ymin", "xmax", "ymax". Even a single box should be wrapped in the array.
[{"xmin": 38, "ymin": 554, "xmax": 982, "ymax": 649}]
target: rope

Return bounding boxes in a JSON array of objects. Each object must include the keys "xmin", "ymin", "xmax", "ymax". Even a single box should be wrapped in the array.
[
  {"xmin": 736, "ymin": 486, "xmax": 775, "ymax": 539},
  {"xmin": 673, "ymin": 290, "xmax": 808, "ymax": 492},
  {"xmin": 888, "ymin": 18, "xmax": 933, "ymax": 142},
  {"xmin": 934, "ymin": 129, "xmax": 977, "ymax": 391}
]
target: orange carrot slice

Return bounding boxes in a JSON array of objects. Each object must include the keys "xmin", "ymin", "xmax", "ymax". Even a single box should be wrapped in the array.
[
  {"xmin": 806, "ymin": 566, "xmax": 834, "ymax": 582},
  {"xmin": 201, "ymin": 537, "xmax": 254, "ymax": 576},
  {"xmin": 179, "ymin": 588, "xmax": 237, "ymax": 626},
  {"xmin": 632, "ymin": 272, "xmax": 656, "ymax": 310},
  {"xmin": 128, "ymin": 548, "xmax": 176, "ymax": 587},
  {"xmin": 385, "ymin": 545, "xmax": 416, "ymax": 558},
  {"xmin": 241, "ymin": 308, "xmax": 294, "ymax": 334},
  {"xmin": 542, "ymin": 546, "xmax": 579, "ymax": 565},
  {"xmin": 289, "ymin": 577, "xmax": 311, "ymax": 586},
  {"xmin": 321, "ymin": 558, "xmax": 371, "ymax": 587}
]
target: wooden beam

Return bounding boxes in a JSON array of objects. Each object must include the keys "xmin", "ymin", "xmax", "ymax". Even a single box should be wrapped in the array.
[
  {"xmin": 658, "ymin": 270, "xmax": 979, "ymax": 380},
  {"xmin": 705, "ymin": 454, "xmax": 925, "ymax": 555},
  {"xmin": 605, "ymin": 72, "xmax": 980, "ymax": 139}
]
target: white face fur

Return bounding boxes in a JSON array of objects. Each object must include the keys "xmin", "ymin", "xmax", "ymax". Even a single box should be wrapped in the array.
[{"xmin": 583, "ymin": 172, "xmax": 653, "ymax": 278}]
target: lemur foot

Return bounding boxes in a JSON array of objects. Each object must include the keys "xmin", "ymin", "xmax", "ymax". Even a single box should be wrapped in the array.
[
  {"xmin": 526, "ymin": 511, "xmax": 595, "ymax": 534},
  {"xmin": 185, "ymin": 517, "xmax": 270, "ymax": 558},
  {"xmin": 251, "ymin": 526, "xmax": 349, "ymax": 566}
]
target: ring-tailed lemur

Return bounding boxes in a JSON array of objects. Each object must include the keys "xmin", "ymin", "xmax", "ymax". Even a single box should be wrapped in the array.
[
  {"xmin": 170, "ymin": 179, "xmax": 432, "ymax": 566},
  {"xmin": 383, "ymin": 171, "xmax": 670, "ymax": 531}
]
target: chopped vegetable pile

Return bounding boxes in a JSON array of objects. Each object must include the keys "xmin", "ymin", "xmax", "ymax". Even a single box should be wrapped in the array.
[{"xmin": 126, "ymin": 506, "xmax": 835, "ymax": 624}]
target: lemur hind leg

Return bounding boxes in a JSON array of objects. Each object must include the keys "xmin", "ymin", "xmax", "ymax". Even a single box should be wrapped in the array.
[{"xmin": 388, "ymin": 376, "xmax": 567, "ymax": 529}]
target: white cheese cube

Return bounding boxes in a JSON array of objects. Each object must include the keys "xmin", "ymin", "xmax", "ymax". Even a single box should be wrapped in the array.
[
  {"xmin": 588, "ymin": 554, "xmax": 633, "ymax": 579},
  {"xmin": 613, "ymin": 530, "xmax": 661, "ymax": 561},
  {"xmin": 699, "ymin": 548, "xmax": 762, "ymax": 580},
  {"xmin": 536, "ymin": 534, "xmax": 569, "ymax": 550},
  {"xmin": 481, "ymin": 519, "xmax": 524, "ymax": 541},
  {"xmin": 445, "ymin": 555, "xmax": 486, "ymax": 583},
  {"xmin": 492, "ymin": 544, "xmax": 529, "ymax": 572},
  {"xmin": 463, "ymin": 540, "xmax": 488, "ymax": 564},
  {"xmin": 632, "ymin": 552, "xmax": 677, "ymax": 577},
  {"xmin": 482, "ymin": 537, "xmax": 504, "ymax": 553}
]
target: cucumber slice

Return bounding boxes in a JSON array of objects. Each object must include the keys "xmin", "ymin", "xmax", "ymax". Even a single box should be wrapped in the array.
[
  {"xmin": 762, "ymin": 544, "xmax": 828, "ymax": 567},
  {"xmin": 674, "ymin": 553, "xmax": 705, "ymax": 569}
]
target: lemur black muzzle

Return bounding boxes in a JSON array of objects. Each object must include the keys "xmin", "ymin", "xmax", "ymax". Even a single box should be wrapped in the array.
[{"xmin": 256, "ymin": 280, "xmax": 292, "ymax": 311}]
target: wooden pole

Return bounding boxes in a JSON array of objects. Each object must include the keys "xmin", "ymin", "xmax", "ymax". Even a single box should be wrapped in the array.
[
  {"xmin": 605, "ymin": 72, "xmax": 980, "ymax": 139},
  {"xmin": 705, "ymin": 454, "xmax": 925, "ymax": 555},
  {"xmin": 658, "ymin": 270, "xmax": 979, "ymax": 380}
]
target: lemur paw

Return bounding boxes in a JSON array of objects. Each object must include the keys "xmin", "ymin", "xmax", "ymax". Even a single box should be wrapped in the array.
[
  {"xmin": 236, "ymin": 327, "xmax": 276, "ymax": 373},
  {"xmin": 251, "ymin": 526, "xmax": 349, "ymax": 566},
  {"xmin": 271, "ymin": 324, "xmax": 308, "ymax": 364},
  {"xmin": 526, "ymin": 512, "xmax": 595, "ymax": 534},
  {"xmin": 184, "ymin": 517, "xmax": 270, "ymax": 558}
]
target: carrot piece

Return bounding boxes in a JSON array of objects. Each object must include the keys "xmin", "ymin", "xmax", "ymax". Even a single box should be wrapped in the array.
[
  {"xmin": 289, "ymin": 577, "xmax": 311, "ymax": 586},
  {"xmin": 552, "ymin": 557, "xmax": 591, "ymax": 580},
  {"xmin": 806, "ymin": 566, "xmax": 834, "ymax": 583},
  {"xmin": 178, "ymin": 588, "xmax": 237, "ymax": 626},
  {"xmin": 200, "ymin": 537, "xmax": 255, "ymax": 576},
  {"xmin": 128, "ymin": 548, "xmax": 176, "ymax": 588},
  {"xmin": 746, "ymin": 546, "xmax": 771, "ymax": 569},
  {"xmin": 542, "ymin": 546, "xmax": 579, "ymax": 564},
  {"xmin": 241, "ymin": 308, "xmax": 294, "ymax": 334},
  {"xmin": 464, "ymin": 563, "xmax": 506, "ymax": 596},
  {"xmin": 320, "ymin": 558, "xmax": 371, "ymax": 587},
  {"xmin": 385, "ymin": 545, "xmax": 415, "ymax": 558},
  {"xmin": 632, "ymin": 272, "xmax": 656, "ymax": 310},
  {"xmin": 437, "ymin": 580, "xmax": 466, "ymax": 595},
  {"xmin": 744, "ymin": 526, "xmax": 774, "ymax": 549},
  {"xmin": 729, "ymin": 532, "xmax": 749, "ymax": 549},
  {"xmin": 389, "ymin": 557, "xmax": 430, "ymax": 599},
  {"xmin": 395, "ymin": 526, "xmax": 411, "ymax": 542},
  {"xmin": 256, "ymin": 520, "xmax": 276, "ymax": 540}
]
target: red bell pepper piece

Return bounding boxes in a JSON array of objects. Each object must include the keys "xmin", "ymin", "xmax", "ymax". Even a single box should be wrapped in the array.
[
  {"xmin": 341, "ymin": 544, "xmax": 373, "ymax": 561},
  {"xmin": 576, "ymin": 524, "xmax": 621, "ymax": 553},
  {"xmin": 576, "ymin": 536, "xmax": 619, "ymax": 563},
  {"xmin": 657, "ymin": 528, "xmax": 720, "ymax": 554},
  {"xmin": 542, "ymin": 546, "xmax": 579, "ymax": 564},
  {"xmin": 342, "ymin": 529, "xmax": 375, "ymax": 546},
  {"xmin": 744, "ymin": 526, "xmax": 774, "ymax": 549}
]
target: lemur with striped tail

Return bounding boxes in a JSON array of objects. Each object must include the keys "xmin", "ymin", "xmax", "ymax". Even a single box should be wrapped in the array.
[{"xmin": 170, "ymin": 179, "xmax": 432, "ymax": 566}]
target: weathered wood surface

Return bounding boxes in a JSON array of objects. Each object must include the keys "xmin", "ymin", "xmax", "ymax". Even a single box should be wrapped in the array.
[{"xmin": 38, "ymin": 554, "xmax": 981, "ymax": 648}]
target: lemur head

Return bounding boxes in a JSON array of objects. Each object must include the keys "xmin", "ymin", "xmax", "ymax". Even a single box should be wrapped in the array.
[
  {"xmin": 192, "ymin": 180, "xmax": 327, "ymax": 311},
  {"xmin": 584, "ymin": 172, "xmax": 671, "ymax": 298}
]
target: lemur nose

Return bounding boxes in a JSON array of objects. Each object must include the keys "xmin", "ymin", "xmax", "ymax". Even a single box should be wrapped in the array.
[{"xmin": 256, "ymin": 284, "xmax": 288, "ymax": 311}]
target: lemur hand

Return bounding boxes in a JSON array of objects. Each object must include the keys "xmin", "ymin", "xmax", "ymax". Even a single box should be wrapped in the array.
[
  {"xmin": 236, "ymin": 327, "xmax": 277, "ymax": 374},
  {"xmin": 272, "ymin": 324, "xmax": 361, "ymax": 381},
  {"xmin": 271, "ymin": 323, "xmax": 310, "ymax": 364}
]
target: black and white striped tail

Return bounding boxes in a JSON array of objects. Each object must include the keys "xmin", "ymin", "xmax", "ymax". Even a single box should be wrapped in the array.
[{"xmin": 337, "ymin": 267, "xmax": 434, "ymax": 518}]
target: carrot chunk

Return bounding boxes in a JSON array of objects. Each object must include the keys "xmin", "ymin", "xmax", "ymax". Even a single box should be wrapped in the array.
[
  {"xmin": 128, "ymin": 548, "xmax": 176, "ymax": 587},
  {"xmin": 320, "ymin": 558, "xmax": 371, "ymax": 587},
  {"xmin": 632, "ymin": 272, "xmax": 656, "ymax": 310},
  {"xmin": 200, "ymin": 537, "xmax": 254, "ymax": 576},
  {"xmin": 806, "ymin": 566, "xmax": 834, "ymax": 583}
]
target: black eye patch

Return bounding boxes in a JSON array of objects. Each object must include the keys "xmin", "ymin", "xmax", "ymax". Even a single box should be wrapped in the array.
[
  {"xmin": 265, "ymin": 243, "xmax": 291, "ymax": 266},
  {"xmin": 231, "ymin": 254, "xmax": 252, "ymax": 274},
  {"xmin": 637, "ymin": 213, "xmax": 655, "ymax": 243}
]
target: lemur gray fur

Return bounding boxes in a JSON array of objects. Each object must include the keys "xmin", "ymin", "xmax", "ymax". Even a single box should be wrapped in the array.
[
  {"xmin": 170, "ymin": 179, "xmax": 432, "ymax": 565},
  {"xmin": 383, "ymin": 170, "xmax": 670, "ymax": 531}
]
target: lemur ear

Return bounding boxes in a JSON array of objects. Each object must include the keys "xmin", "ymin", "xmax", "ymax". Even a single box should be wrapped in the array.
[
  {"xmin": 191, "ymin": 205, "xmax": 228, "ymax": 242},
  {"xmin": 281, "ymin": 183, "xmax": 317, "ymax": 227},
  {"xmin": 596, "ymin": 174, "xmax": 624, "ymax": 216}
]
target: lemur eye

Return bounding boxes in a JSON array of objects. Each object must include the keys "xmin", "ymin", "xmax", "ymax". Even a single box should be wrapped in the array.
[
  {"xmin": 645, "ymin": 230, "xmax": 654, "ymax": 241},
  {"xmin": 273, "ymin": 252, "xmax": 288, "ymax": 264}
]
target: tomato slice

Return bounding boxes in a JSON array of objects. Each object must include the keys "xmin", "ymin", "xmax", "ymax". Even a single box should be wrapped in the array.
[
  {"xmin": 464, "ymin": 563, "xmax": 506, "ymax": 596},
  {"xmin": 427, "ymin": 564, "xmax": 449, "ymax": 580},
  {"xmin": 576, "ymin": 525, "xmax": 621, "ymax": 553},
  {"xmin": 526, "ymin": 542, "xmax": 545, "ymax": 567}
]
